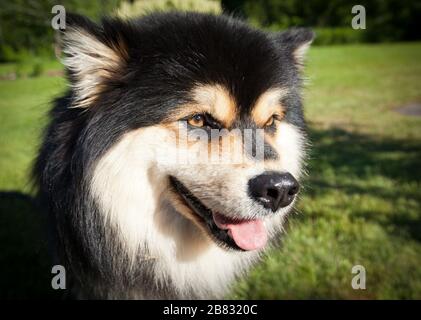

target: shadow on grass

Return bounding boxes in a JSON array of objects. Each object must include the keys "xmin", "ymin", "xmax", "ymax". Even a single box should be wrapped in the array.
[
  {"xmin": 305, "ymin": 126, "xmax": 421, "ymax": 241},
  {"xmin": 0, "ymin": 191, "xmax": 61, "ymax": 299}
]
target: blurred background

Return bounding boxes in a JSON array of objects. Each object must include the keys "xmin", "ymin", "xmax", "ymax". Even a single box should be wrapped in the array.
[{"xmin": 0, "ymin": 0, "xmax": 420, "ymax": 299}]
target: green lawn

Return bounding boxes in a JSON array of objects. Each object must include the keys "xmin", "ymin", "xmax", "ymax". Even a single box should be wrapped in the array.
[{"xmin": 1, "ymin": 43, "xmax": 421, "ymax": 299}]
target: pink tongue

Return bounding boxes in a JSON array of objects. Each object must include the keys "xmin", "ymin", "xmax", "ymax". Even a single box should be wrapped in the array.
[{"xmin": 213, "ymin": 213, "xmax": 267, "ymax": 251}]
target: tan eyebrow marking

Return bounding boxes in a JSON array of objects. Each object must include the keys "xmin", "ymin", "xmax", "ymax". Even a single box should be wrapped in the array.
[
  {"xmin": 251, "ymin": 88, "xmax": 289, "ymax": 126},
  {"xmin": 191, "ymin": 84, "xmax": 237, "ymax": 127},
  {"xmin": 163, "ymin": 84, "xmax": 237, "ymax": 126},
  {"xmin": 165, "ymin": 104, "xmax": 212, "ymax": 123}
]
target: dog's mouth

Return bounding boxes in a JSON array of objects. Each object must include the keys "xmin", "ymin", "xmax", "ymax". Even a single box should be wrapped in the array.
[{"xmin": 169, "ymin": 177, "xmax": 268, "ymax": 251}]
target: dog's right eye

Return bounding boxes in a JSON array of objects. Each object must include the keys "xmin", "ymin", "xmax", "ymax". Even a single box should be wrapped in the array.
[
  {"xmin": 187, "ymin": 114, "xmax": 205, "ymax": 127},
  {"xmin": 185, "ymin": 113, "xmax": 222, "ymax": 130}
]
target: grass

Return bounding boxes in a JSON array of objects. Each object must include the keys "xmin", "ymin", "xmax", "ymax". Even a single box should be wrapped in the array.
[
  {"xmin": 1, "ymin": 43, "xmax": 421, "ymax": 299},
  {"xmin": 0, "ymin": 58, "xmax": 62, "ymax": 79}
]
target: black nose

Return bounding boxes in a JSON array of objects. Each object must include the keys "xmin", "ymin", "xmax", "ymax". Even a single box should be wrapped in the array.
[{"xmin": 248, "ymin": 171, "xmax": 299, "ymax": 212}]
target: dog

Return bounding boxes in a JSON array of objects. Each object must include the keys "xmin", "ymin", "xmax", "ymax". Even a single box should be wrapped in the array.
[{"xmin": 33, "ymin": 11, "xmax": 313, "ymax": 299}]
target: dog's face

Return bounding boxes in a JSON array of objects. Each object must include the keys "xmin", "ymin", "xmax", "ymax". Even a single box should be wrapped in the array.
[
  {"xmin": 61, "ymin": 13, "xmax": 313, "ymax": 253},
  {"xmin": 156, "ymin": 84, "xmax": 306, "ymax": 251}
]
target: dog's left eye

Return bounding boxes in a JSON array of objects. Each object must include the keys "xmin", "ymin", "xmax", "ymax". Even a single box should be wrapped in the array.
[
  {"xmin": 264, "ymin": 114, "xmax": 283, "ymax": 128},
  {"xmin": 264, "ymin": 116, "xmax": 275, "ymax": 127},
  {"xmin": 186, "ymin": 113, "xmax": 222, "ymax": 129},
  {"xmin": 188, "ymin": 114, "xmax": 205, "ymax": 127}
]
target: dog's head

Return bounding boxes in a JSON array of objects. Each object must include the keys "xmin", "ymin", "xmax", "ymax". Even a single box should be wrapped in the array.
[{"xmin": 60, "ymin": 12, "xmax": 313, "ymax": 253}]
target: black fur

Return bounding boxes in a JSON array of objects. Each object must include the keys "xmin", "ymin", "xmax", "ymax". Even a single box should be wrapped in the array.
[{"xmin": 33, "ymin": 11, "xmax": 312, "ymax": 299}]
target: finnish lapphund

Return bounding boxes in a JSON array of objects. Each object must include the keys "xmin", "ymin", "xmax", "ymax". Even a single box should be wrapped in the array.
[{"xmin": 33, "ymin": 11, "xmax": 313, "ymax": 299}]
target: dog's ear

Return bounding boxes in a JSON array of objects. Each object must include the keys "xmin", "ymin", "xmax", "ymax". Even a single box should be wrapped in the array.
[
  {"xmin": 57, "ymin": 13, "xmax": 129, "ymax": 108},
  {"xmin": 273, "ymin": 28, "xmax": 315, "ymax": 68}
]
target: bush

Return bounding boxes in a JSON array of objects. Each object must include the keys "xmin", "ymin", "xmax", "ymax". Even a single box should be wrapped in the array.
[
  {"xmin": 263, "ymin": 26, "xmax": 365, "ymax": 46},
  {"xmin": 116, "ymin": 0, "xmax": 221, "ymax": 17},
  {"xmin": 223, "ymin": 0, "xmax": 421, "ymax": 44},
  {"xmin": 30, "ymin": 63, "xmax": 44, "ymax": 78},
  {"xmin": 14, "ymin": 64, "xmax": 23, "ymax": 79},
  {"xmin": 313, "ymin": 27, "xmax": 365, "ymax": 46}
]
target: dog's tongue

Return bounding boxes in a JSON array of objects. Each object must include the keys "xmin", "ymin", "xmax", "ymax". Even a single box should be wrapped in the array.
[{"xmin": 213, "ymin": 213, "xmax": 267, "ymax": 251}]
